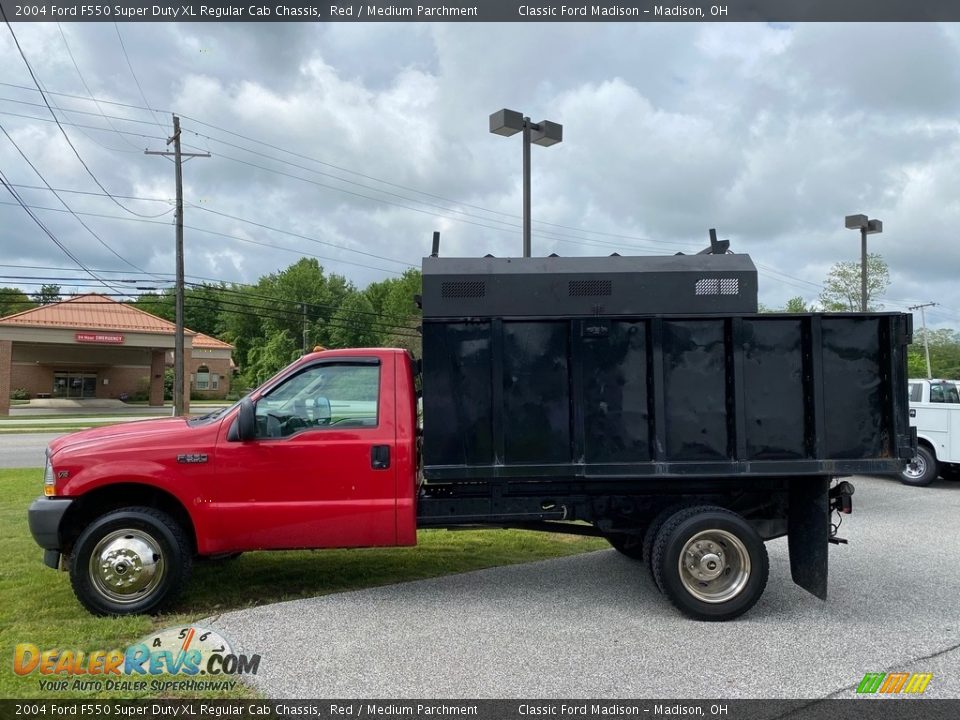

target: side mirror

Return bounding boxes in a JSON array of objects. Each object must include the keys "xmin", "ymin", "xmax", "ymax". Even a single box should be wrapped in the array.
[{"xmin": 235, "ymin": 396, "xmax": 255, "ymax": 441}]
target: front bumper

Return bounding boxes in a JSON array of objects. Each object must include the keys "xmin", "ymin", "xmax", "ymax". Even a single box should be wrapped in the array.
[{"xmin": 27, "ymin": 496, "xmax": 73, "ymax": 569}]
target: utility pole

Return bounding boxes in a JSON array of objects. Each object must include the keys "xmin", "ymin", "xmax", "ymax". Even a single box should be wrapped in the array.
[
  {"xmin": 302, "ymin": 303, "xmax": 308, "ymax": 353},
  {"xmin": 146, "ymin": 115, "xmax": 210, "ymax": 416},
  {"xmin": 908, "ymin": 302, "xmax": 938, "ymax": 379}
]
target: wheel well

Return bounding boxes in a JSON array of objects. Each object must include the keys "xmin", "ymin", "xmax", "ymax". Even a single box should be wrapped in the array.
[
  {"xmin": 917, "ymin": 438, "xmax": 937, "ymax": 459},
  {"xmin": 59, "ymin": 484, "xmax": 197, "ymax": 556}
]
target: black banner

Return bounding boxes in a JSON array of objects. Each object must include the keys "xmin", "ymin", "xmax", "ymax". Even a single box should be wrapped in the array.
[
  {"xmin": 2, "ymin": 0, "xmax": 960, "ymax": 23},
  {"xmin": 1, "ymin": 700, "xmax": 960, "ymax": 720}
]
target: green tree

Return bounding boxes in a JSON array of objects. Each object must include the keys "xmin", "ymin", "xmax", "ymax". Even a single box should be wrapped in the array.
[
  {"xmin": 783, "ymin": 296, "xmax": 810, "ymax": 313},
  {"xmin": 257, "ymin": 258, "xmax": 353, "ymax": 350},
  {"xmin": 328, "ymin": 293, "xmax": 382, "ymax": 349},
  {"xmin": 0, "ymin": 286, "xmax": 34, "ymax": 317},
  {"xmin": 244, "ymin": 329, "xmax": 299, "ymax": 386},
  {"xmin": 907, "ymin": 327, "xmax": 960, "ymax": 379},
  {"xmin": 818, "ymin": 253, "xmax": 889, "ymax": 311},
  {"xmin": 32, "ymin": 284, "xmax": 61, "ymax": 305},
  {"xmin": 365, "ymin": 269, "xmax": 422, "ymax": 354}
]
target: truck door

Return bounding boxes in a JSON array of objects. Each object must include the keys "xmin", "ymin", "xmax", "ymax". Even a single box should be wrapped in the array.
[{"xmin": 213, "ymin": 356, "xmax": 398, "ymax": 550}]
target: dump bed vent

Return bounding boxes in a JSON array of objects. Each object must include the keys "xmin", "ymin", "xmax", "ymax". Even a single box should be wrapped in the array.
[
  {"xmin": 442, "ymin": 281, "xmax": 486, "ymax": 299},
  {"xmin": 569, "ymin": 279, "xmax": 613, "ymax": 297},
  {"xmin": 695, "ymin": 278, "xmax": 740, "ymax": 296}
]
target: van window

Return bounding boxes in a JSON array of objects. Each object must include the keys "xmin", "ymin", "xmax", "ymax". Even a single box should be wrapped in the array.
[
  {"xmin": 929, "ymin": 383, "xmax": 960, "ymax": 403},
  {"xmin": 909, "ymin": 383, "xmax": 922, "ymax": 402}
]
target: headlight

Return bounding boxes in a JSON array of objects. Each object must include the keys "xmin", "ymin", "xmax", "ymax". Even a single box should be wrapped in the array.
[{"xmin": 43, "ymin": 452, "xmax": 55, "ymax": 496}]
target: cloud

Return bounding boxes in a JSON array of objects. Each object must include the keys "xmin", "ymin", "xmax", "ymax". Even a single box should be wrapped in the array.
[{"xmin": 1, "ymin": 21, "xmax": 960, "ymax": 328}]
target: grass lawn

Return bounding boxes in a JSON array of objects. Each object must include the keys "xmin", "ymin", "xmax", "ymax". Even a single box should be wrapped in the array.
[{"xmin": 1, "ymin": 468, "xmax": 606, "ymax": 699}]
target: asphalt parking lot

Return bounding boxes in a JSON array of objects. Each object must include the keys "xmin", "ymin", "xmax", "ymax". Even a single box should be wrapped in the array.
[
  {"xmin": 0, "ymin": 432, "xmax": 61, "ymax": 468},
  {"xmin": 211, "ymin": 475, "xmax": 960, "ymax": 699}
]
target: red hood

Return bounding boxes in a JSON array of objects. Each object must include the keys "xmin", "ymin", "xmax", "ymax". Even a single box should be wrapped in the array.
[{"xmin": 48, "ymin": 417, "xmax": 193, "ymax": 456}]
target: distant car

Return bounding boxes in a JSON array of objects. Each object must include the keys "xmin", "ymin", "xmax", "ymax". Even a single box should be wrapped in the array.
[{"xmin": 902, "ymin": 379, "xmax": 960, "ymax": 485}]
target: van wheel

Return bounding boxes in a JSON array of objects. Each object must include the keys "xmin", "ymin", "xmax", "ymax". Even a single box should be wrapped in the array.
[
  {"xmin": 651, "ymin": 506, "xmax": 768, "ymax": 621},
  {"xmin": 69, "ymin": 507, "xmax": 192, "ymax": 616},
  {"xmin": 605, "ymin": 532, "xmax": 645, "ymax": 560},
  {"xmin": 900, "ymin": 446, "xmax": 938, "ymax": 486}
]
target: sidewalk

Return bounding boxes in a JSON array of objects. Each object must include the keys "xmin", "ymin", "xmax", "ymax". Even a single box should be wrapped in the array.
[{"xmin": 4, "ymin": 402, "xmax": 230, "ymax": 425}]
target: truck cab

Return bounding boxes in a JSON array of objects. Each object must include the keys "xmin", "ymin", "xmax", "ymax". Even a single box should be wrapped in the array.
[
  {"xmin": 902, "ymin": 378, "xmax": 960, "ymax": 485},
  {"xmin": 28, "ymin": 348, "xmax": 419, "ymax": 616}
]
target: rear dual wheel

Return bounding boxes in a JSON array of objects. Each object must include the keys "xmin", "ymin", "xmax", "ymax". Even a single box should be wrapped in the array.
[{"xmin": 650, "ymin": 506, "xmax": 768, "ymax": 621}]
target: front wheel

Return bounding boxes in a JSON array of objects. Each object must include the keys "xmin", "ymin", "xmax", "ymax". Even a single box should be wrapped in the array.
[
  {"xmin": 651, "ymin": 506, "xmax": 769, "ymax": 621},
  {"xmin": 69, "ymin": 507, "xmax": 192, "ymax": 616},
  {"xmin": 900, "ymin": 446, "xmax": 938, "ymax": 486}
]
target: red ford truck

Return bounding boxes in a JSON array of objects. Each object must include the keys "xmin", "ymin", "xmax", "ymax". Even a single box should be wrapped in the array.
[{"xmin": 28, "ymin": 251, "xmax": 914, "ymax": 621}]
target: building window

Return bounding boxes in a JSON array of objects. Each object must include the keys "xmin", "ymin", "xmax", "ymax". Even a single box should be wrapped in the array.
[
  {"xmin": 211, "ymin": 373, "xmax": 219, "ymax": 390},
  {"xmin": 196, "ymin": 365, "xmax": 210, "ymax": 391}
]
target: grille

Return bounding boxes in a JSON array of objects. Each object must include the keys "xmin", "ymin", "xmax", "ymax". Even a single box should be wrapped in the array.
[
  {"xmin": 568, "ymin": 280, "xmax": 613, "ymax": 297},
  {"xmin": 695, "ymin": 278, "xmax": 739, "ymax": 296},
  {"xmin": 441, "ymin": 281, "xmax": 486, "ymax": 299}
]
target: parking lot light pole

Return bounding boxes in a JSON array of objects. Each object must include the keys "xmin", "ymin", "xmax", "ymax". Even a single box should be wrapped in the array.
[
  {"xmin": 489, "ymin": 108, "xmax": 563, "ymax": 257},
  {"xmin": 844, "ymin": 214, "xmax": 883, "ymax": 312}
]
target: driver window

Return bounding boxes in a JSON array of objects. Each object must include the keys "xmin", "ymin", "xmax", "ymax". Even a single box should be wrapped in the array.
[{"xmin": 255, "ymin": 363, "xmax": 380, "ymax": 438}]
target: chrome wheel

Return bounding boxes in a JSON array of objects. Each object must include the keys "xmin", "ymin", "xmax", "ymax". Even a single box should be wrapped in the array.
[
  {"xmin": 88, "ymin": 529, "xmax": 166, "ymax": 604},
  {"xmin": 678, "ymin": 529, "xmax": 751, "ymax": 604}
]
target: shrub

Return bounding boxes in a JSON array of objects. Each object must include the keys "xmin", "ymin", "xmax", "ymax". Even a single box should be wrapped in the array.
[{"xmin": 10, "ymin": 388, "xmax": 29, "ymax": 400}]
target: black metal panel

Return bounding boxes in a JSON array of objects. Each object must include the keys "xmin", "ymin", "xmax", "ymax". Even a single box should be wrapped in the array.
[
  {"xmin": 821, "ymin": 318, "xmax": 889, "ymax": 459},
  {"xmin": 502, "ymin": 322, "xmax": 571, "ymax": 464},
  {"xmin": 422, "ymin": 254, "xmax": 758, "ymax": 318},
  {"xmin": 662, "ymin": 320, "xmax": 728, "ymax": 461},
  {"xmin": 788, "ymin": 476, "xmax": 830, "ymax": 600},
  {"xmin": 582, "ymin": 321, "xmax": 651, "ymax": 463},
  {"xmin": 741, "ymin": 319, "xmax": 807, "ymax": 460},
  {"xmin": 421, "ymin": 322, "xmax": 493, "ymax": 467}
]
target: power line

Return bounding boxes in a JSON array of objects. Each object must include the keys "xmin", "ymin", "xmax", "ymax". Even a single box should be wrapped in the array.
[
  {"xmin": 0, "ymin": 199, "xmax": 406, "ymax": 275},
  {"xmin": 0, "ymin": 296, "xmax": 422, "ymax": 338},
  {"xmin": 1, "ymin": 14, "xmax": 170, "ymax": 220},
  {"xmin": 0, "ymin": 122, "xmax": 161, "ymax": 277},
  {"xmin": 7, "ymin": 182, "xmax": 173, "ymax": 204},
  {"xmin": 188, "ymin": 204, "xmax": 417, "ymax": 268},
  {"xmin": 113, "ymin": 23, "xmax": 166, "ymax": 133},
  {"xmin": 0, "ymin": 277, "xmax": 417, "ymax": 328},
  {"xmin": 0, "ymin": 77, "xmax": 699, "ymax": 253},
  {"xmin": 57, "ymin": 24, "xmax": 146, "ymax": 152},
  {"xmin": 0, "ymin": 170, "xmax": 128, "ymax": 296}
]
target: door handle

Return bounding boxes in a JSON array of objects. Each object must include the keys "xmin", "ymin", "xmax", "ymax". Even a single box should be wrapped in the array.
[{"xmin": 371, "ymin": 445, "xmax": 391, "ymax": 470}]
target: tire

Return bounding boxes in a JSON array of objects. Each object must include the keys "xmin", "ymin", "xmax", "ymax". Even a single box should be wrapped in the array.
[
  {"xmin": 69, "ymin": 506, "xmax": 192, "ymax": 616},
  {"xmin": 605, "ymin": 532, "xmax": 645, "ymax": 560},
  {"xmin": 651, "ymin": 506, "xmax": 769, "ymax": 622},
  {"xmin": 900, "ymin": 446, "xmax": 938, "ymax": 486},
  {"xmin": 642, "ymin": 504, "xmax": 686, "ymax": 591}
]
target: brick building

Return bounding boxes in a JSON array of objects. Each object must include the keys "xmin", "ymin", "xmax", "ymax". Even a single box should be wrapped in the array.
[{"xmin": 0, "ymin": 294, "xmax": 234, "ymax": 415}]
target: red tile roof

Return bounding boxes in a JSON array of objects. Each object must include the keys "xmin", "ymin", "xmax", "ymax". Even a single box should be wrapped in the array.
[
  {"xmin": 193, "ymin": 332, "xmax": 234, "ymax": 350},
  {"xmin": 0, "ymin": 294, "xmax": 234, "ymax": 349}
]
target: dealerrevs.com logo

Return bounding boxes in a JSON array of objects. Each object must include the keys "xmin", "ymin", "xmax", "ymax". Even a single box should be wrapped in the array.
[
  {"xmin": 14, "ymin": 626, "xmax": 260, "ymax": 693},
  {"xmin": 856, "ymin": 672, "xmax": 933, "ymax": 694}
]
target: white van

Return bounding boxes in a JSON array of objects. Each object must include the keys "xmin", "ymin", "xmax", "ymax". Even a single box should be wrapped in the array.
[{"xmin": 902, "ymin": 379, "xmax": 960, "ymax": 485}]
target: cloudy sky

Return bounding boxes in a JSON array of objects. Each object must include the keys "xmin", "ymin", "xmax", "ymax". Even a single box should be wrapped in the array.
[{"xmin": 1, "ymin": 21, "xmax": 960, "ymax": 327}]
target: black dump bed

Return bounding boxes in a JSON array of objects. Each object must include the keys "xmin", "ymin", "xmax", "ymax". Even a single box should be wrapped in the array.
[{"xmin": 420, "ymin": 254, "xmax": 914, "ymax": 483}]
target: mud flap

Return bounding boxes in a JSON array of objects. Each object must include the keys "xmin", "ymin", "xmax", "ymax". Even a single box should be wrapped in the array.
[{"xmin": 788, "ymin": 476, "xmax": 830, "ymax": 600}]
